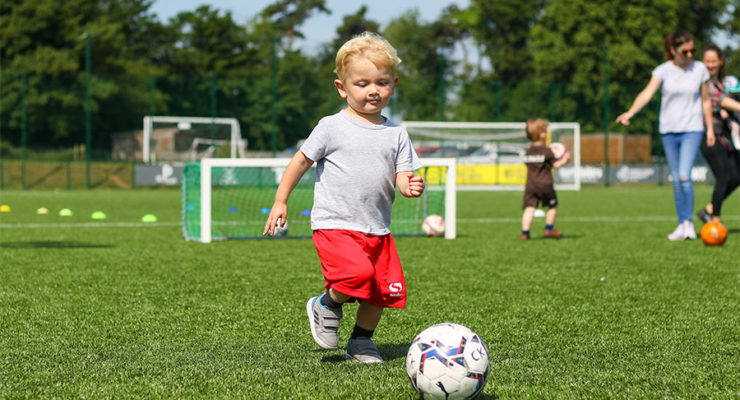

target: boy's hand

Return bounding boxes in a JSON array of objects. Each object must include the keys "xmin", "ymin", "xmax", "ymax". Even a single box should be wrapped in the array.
[
  {"xmin": 403, "ymin": 173, "xmax": 425, "ymax": 198},
  {"xmin": 263, "ymin": 203, "xmax": 287, "ymax": 236}
]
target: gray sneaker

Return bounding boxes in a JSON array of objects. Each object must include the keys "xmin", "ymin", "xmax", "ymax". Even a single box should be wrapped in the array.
[
  {"xmin": 306, "ymin": 294, "xmax": 342, "ymax": 349},
  {"xmin": 345, "ymin": 337, "xmax": 383, "ymax": 363}
]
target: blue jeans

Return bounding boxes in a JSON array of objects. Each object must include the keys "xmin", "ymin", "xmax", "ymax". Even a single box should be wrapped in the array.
[{"xmin": 662, "ymin": 131, "xmax": 703, "ymax": 223}]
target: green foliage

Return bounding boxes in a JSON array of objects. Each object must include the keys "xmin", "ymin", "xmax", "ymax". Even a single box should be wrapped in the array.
[
  {"xmin": 384, "ymin": 10, "xmax": 459, "ymax": 121},
  {"xmin": 2, "ymin": 0, "xmax": 740, "ymax": 154},
  {"xmin": 167, "ymin": 6, "xmax": 252, "ymax": 77}
]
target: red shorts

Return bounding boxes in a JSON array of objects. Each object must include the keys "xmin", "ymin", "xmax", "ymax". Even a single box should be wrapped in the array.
[{"xmin": 312, "ymin": 229, "xmax": 406, "ymax": 308}]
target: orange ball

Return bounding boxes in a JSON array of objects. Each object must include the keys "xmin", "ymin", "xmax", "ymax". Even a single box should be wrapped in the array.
[{"xmin": 700, "ymin": 220, "xmax": 728, "ymax": 246}]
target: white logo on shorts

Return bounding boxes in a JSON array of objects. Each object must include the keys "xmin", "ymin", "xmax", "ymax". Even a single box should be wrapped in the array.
[{"xmin": 389, "ymin": 282, "xmax": 403, "ymax": 295}]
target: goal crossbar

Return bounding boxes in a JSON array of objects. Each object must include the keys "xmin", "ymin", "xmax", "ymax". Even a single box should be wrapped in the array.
[
  {"xmin": 143, "ymin": 116, "xmax": 245, "ymax": 163},
  {"xmin": 401, "ymin": 121, "xmax": 581, "ymax": 191}
]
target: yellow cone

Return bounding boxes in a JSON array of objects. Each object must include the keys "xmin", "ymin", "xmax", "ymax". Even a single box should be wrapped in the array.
[
  {"xmin": 141, "ymin": 214, "xmax": 157, "ymax": 223},
  {"xmin": 0, "ymin": 205, "xmax": 10, "ymax": 213},
  {"xmin": 37, "ymin": 207, "xmax": 49, "ymax": 215}
]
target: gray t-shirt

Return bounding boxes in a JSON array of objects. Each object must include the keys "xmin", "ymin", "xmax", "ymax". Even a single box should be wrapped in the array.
[
  {"xmin": 652, "ymin": 60, "xmax": 709, "ymax": 134},
  {"xmin": 300, "ymin": 110, "xmax": 421, "ymax": 235}
]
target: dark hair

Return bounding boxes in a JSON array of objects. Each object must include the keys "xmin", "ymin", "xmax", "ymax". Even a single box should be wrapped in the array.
[
  {"xmin": 663, "ymin": 30, "xmax": 694, "ymax": 60},
  {"xmin": 703, "ymin": 43, "xmax": 725, "ymax": 80}
]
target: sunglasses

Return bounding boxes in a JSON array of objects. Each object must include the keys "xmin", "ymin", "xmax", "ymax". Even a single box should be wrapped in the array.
[{"xmin": 675, "ymin": 46, "xmax": 695, "ymax": 56}]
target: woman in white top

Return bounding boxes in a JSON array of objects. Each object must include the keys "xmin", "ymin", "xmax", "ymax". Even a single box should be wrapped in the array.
[{"xmin": 616, "ymin": 30, "xmax": 715, "ymax": 241}]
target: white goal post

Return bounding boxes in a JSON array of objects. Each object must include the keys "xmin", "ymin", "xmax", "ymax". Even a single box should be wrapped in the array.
[
  {"xmin": 143, "ymin": 116, "xmax": 246, "ymax": 163},
  {"xmin": 196, "ymin": 157, "xmax": 457, "ymax": 243},
  {"xmin": 401, "ymin": 121, "xmax": 581, "ymax": 191}
]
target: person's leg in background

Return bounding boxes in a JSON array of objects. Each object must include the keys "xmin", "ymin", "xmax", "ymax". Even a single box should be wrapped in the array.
[
  {"xmin": 676, "ymin": 131, "xmax": 703, "ymax": 237},
  {"xmin": 662, "ymin": 133, "xmax": 683, "ymax": 225}
]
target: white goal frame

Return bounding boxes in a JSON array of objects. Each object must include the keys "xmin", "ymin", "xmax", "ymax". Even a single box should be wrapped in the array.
[
  {"xmin": 197, "ymin": 157, "xmax": 457, "ymax": 243},
  {"xmin": 143, "ymin": 116, "xmax": 246, "ymax": 163},
  {"xmin": 401, "ymin": 121, "xmax": 581, "ymax": 191}
]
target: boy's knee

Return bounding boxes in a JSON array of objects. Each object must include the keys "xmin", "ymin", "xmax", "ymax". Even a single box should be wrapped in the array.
[{"xmin": 679, "ymin": 176, "xmax": 690, "ymax": 182}]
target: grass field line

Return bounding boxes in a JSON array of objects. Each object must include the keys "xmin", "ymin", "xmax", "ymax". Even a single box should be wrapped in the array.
[
  {"xmin": 0, "ymin": 222, "xmax": 182, "ymax": 229},
  {"xmin": 3, "ymin": 214, "xmax": 738, "ymax": 229},
  {"xmin": 459, "ymin": 215, "xmax": 740, "ymax": 223}
]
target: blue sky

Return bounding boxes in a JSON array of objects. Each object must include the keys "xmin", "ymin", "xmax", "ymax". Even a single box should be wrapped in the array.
[{"xmin": 149, "ymin": 0, "xmax": 470, "ymax": 54}]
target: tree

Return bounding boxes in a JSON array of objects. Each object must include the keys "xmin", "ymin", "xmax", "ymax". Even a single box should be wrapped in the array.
[
  {"xmin": 530, "ymin": 0, "xmax": 733, "ymax": 133},
  {"xmin": 0, "ymin": 0, "xmax": 166, "ymax": 152},
  {"xmin": 468, "ymin": 0, "xmax": 546, "ymax": 82},
  {"xmin": 259, "ymin": 0, "xmax": 330, "ymax": 50},
  {"xmin": 384, "ymin": 9, "xmax": 459, "ymax": 121},
  {"xmin": 165, "ymin": 6, "xmax": 251, "ymax": 77},
  {"xmin": 240, "ymin": 1, "xmax": 332, "ymax": 151}
]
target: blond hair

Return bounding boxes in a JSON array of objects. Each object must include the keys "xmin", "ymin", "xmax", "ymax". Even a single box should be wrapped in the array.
[
  {"xmin": 526, "ymin": 118, "xmax": 549, "ymax": 142},
  {"xmin": 335, "ymin": 32, "xmax": 401, "ymax": 81}
]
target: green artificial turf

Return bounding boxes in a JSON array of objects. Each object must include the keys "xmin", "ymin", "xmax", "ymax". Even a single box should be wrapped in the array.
[{"xmin": 1, "ymin": 186, "xmax": 739, "ymax": 399}]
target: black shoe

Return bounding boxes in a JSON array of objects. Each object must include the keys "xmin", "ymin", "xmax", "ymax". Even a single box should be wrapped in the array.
[{"xmin": 697, "ymin": 208, "xmax": 712, "ymax": 224}]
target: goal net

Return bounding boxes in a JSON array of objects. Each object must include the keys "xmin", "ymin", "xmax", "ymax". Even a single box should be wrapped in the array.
[
  {"xmin": 182, "ymin": 158, "xmax": 457, "ymax": 242},
  {"xmin": 142, "ymin": 116, "xmax": 247, "ymax": 163},
  {"xmin": 401, "ymin": 121, "xmax": 581, "ymax": 190}
]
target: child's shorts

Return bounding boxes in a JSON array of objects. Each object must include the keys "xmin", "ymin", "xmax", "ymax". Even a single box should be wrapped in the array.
[
  {"xmin": 312, "ymin": 229, "xmax": 406, "ymax": 308},
  {"xmin": 523, "ymin": 189, "xmax": 558, "ymax": 209}
]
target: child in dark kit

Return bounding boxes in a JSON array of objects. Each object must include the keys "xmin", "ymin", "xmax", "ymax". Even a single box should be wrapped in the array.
[{"xmin": 520, "ymin": 119, "xmax": 570, "ymax": 240}]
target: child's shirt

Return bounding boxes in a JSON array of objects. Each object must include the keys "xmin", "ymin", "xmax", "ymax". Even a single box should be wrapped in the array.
[
  {"xmin": 300, "ymin": 110, "xmax": 421, "ymax": 235},
  {"xmin": 652, "ymin": 60, "xmax": 709, "ymax": 134},
  {"xmin": 524, "ymin": 144, "xmax": 555, "ymax": 193}
]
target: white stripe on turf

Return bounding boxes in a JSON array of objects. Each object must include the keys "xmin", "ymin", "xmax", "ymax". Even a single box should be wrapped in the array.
[
  {"xmin": 2, "ymin": 215, "xmax": 737, "ymax": 229},
  {"xmin": 0, "ymin": 222, "xmax": 181, "ymax": 229},
  {"xmin": 458, "ymin": 215, "xmax": 740, "ymax": 223}
]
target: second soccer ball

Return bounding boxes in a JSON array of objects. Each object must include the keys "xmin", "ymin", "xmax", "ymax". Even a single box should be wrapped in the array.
[
  {"xmin": 700, "ymin": 220, "xmax": 727, "ymax": 246},
  {"xmin": 422, "ymin": 214, "xmax": 445, "ymax": 237},
  {"xmin": 274, "ymin": 218, "xmax": 289, "ymax": 237},
  {"xmin": 549, "ymin": 142, "xmax": 568, "ymax": 160}
]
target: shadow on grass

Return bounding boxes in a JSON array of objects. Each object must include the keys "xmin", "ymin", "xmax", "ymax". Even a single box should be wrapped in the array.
[
  {"xmin": 0, "ymin": 241, "xmax": 114, "ymax": 249},
  {"xmin": 319, "ymin": 342, "xmax": 410, "ymax": 364},
  {"xmin": 525, "ymin": 234, "xmax": 582, "ymax": 240}
]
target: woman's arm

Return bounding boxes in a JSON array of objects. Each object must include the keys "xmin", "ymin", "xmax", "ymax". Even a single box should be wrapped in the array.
[
  {"xmin": 720, "ymin": 96, "xmax": 740, "ymax": 113},
  {"xmin": 702, "ymin": 82, "xmax": 715, "ymax": 146},
  {"xmin": 616, "ymin": 76, "xmax": 661, "ymax": 125}
]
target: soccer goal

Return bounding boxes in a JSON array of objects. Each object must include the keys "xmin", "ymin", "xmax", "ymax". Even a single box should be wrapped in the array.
[
  {"xmin": 402, "ymin": 121, "xmax": 581, "ymax": 191},
  {"xmin": 142, "ymin": 116, "xmax": 247, "ymax": 163},
  {"xmin": 182, "ymin": 158, "xmax": 457, "ymax": 242}
]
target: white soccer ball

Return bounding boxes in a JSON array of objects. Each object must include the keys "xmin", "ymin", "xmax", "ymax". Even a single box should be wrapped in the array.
[
  {"xmin": 406, "ymin": 323, "xmax": 490, "ymax": 400},
  {"xmin": 549, "ymin": 142, "xmax": 568, "ymax": 160},
  {"xmin": 273, "ymin": 218, "xmax": 288, "ymax": 237},
  {"xmin": 422, "ymin": 214, "xmax": 445, "ymax": 237}
]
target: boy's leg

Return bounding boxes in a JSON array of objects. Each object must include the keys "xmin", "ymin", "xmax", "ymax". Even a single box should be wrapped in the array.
[
  {"xmin": 345, "ymin": 234, "xmax": 403, "ymax": 364},
  {"xmin": 545, "ymin": 206, "xmax": 557, "ymax": 225},
  {"xmin": 346, "ymin": 302, "xmax": 384, "ymax": 363},
  {"xmin": 306, "ymin": 291, "xmax": 343, "ymax": 350},
  {"xmin": 543, "ymin": 206, "xmax": 562, "ymax": 238},
  {"xmin": 309, "ymin": 230, "xmax": 375, "ymax": 350},
  {"xmin": 521, "ymin": 206, "xmax": 535, "ymax": 239},
  {"xmin": 522, "ymin": 207, "xmax": 536, "ymax": 231},
  {"xmin": 356, "ymin": 301, "xmax": 383, "ymax": 331}
]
